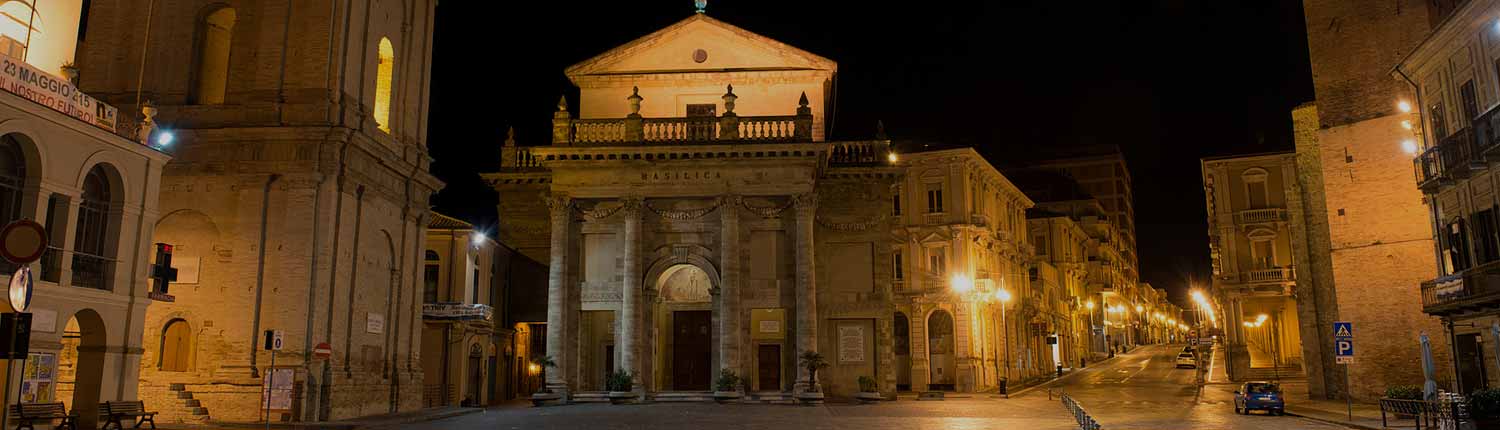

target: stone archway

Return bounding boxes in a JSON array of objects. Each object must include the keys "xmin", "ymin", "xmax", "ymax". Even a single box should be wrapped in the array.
[
  {"xmin": 894, "ymin": 312, "xmax": 911, "ymax": 391},
  {"xmin": 652, "ymin": 264, "xmax": 715, "ymax": 391},
  {"xmin": 57, "ymin": 309, "xmax": 107, "ymax": 428}
]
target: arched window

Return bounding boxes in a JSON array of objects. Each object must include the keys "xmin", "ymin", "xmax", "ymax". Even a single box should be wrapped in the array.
[
  {"xmin": 159, "ymin": 319, "xmax": 191, "ymax": 371},
  {"xmin": 374, "ymin": 38, "xmax": 394, "ymax": 133},
  {"xmin": 72, "ymin": 166, "xmax": 112, "ymax": 290},
  {"xmin": 192, "ymin": 7, "xmax": 236, "ymax": 105},
  {"xmin": 0, "ymin": 134, "xmax": 24, "ymax": 227},
  {"xmin": 424, "ymin": 250, "xmax": 439, "ymax": 303}
]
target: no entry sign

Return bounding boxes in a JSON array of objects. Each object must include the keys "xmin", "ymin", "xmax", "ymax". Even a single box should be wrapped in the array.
[
  {"xmin": 0, "ymin": 220, "xmax": 46, "ymax": 264},
  {"xmin": 313, "ymin": 342, "xmax": 332, "ymax": 360}
]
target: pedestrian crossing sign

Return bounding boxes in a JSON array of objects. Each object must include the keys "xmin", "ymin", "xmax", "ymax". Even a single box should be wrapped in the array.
[
  {"xmin": 1333, "ymin": 322, "xmax": 1353, "ymax": 364},
  {"xmin": 1333, "ymin": 322, "xmax": 1352, "ymax": 338}
]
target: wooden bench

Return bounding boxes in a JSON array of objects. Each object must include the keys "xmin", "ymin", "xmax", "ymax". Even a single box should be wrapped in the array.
[
  {"xmin": 96, "ymin": 401, "xmax": 156, "ymax": 430},
  {"xmin": 8, "ymin": 402, "xmax": 76, "ymax": 430}
]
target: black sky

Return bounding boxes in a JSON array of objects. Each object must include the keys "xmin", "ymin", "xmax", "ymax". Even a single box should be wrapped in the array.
[{"xmin": 425, "ymin": 0, "xmax": 1316, "ymax": 307}]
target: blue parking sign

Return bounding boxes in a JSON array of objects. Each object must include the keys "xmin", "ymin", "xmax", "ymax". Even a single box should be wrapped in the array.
[{"xmin": 1333, "ymin": 321, "xmax": 1353, "ymax": 364}]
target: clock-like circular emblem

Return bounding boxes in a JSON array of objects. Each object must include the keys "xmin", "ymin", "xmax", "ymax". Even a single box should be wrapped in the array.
[{"xmin": 693, "ymin": 49, "xmax": 708, "ymax": 63}]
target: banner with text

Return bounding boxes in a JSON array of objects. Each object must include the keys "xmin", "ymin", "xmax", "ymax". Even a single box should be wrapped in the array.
[{"xmin": 0, "ymin": 54, "xmax": 118, "ymax": 133}]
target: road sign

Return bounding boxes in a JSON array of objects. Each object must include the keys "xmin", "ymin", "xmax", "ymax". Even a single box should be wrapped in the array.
[
  {"xmin": 7, "ymin": 266, "xmax": 31, "ymax": 312},
  {"xmin": 263, "ymin": 330, "xmax": 284, "ymax": 351},
  {"xmin": 1334, "ymin": 321, "xmax": 1353, "ymax": 364},
  {"xmin": 0, "ymin": 220, "xmax": 46, "ymax": 264},
  {"xmin": 1189, "ymin": 338, "xmax": 1199, "ymax": 346},
  {"xmin": 313, "ymin": 342, "xmax": 332, "ymax": 360}
]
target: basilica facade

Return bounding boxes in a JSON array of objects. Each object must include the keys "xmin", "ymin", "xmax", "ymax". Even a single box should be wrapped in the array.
[{"xmin": 485, "ymin": 14, "xmax": 1037, "ymax": 401}]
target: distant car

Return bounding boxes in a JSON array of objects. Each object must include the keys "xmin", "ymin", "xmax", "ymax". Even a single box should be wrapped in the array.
[
  {"xmin": 1234, "ymin": 382, "xmax": 1285, "ymax": 415},
  {"xmin": 1175, "ymin": 352, "xmax": 1196, "ymax": 368},
  {"xmin": 1182, "ymin": 346, "xmax": 1197, "ymax": 356}
]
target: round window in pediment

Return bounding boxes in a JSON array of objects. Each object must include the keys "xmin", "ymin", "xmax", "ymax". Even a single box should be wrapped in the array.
[{"xmin": 693, "ymin": 49, "xmax": 708, "ymax": 63}]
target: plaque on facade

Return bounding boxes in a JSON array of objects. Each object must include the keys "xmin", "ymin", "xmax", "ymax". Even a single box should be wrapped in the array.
[
  {"xmin": 366, "ymin": 313, "xmax": 384, "ymax": 334},
  {"xmin": 838, "ymin": 324, "xmax": 865, "ymax": 363},
  {"xmin": 751, "ymin": 308, "xmax": 785, "ymax": 340},
  {"xmin": 29, "ymin": 308, "xmax": 54, "ymax": 333}
]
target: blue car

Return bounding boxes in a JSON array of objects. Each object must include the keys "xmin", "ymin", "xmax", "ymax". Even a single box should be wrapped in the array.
[{"xmin": 1234, "ymin": 382, "xmax": 1285, "ymax": 415}]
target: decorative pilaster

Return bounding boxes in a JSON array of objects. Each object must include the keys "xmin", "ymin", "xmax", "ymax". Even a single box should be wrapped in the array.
[
  {"xmin": 793, "ymin": 192, "xmax": 819, "ymax": 393},
  {"xmin": 618, "ymin": 197, "xmax": 644, "ymax": 393},
  {"xmin": 544, "ymin": 193, "xmax": 573, "ymax": 397},
  {"xmin": 719, "ymin": 194, "xmax": 743, "ymax": 382}
]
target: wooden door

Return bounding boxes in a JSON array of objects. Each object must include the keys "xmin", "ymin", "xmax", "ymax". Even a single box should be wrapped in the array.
[
  {"xmin": 672, "ymin": 311, "xmax": 713, "ymax": 390},
  {"xmin": 757, "ymin": 344, "xmax": 781, "ymax": 392}
]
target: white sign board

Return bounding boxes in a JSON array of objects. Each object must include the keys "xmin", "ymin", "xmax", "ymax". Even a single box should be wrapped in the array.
[
  {"xmin": 261, "ymin": 368, "xmax": 294, "ymax": 410},
  {"xmin": 366, "ymin": 313, "xmax": 384, "ymax": 334},
  {"xmin": 0, "ymin": 54, "xmax": 118, "ymax": 132}
]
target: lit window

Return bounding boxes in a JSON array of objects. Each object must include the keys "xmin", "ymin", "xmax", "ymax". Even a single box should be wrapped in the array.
[{"xmin": 374, "ymin": 37, "xmax": 394, "ymax": 133}]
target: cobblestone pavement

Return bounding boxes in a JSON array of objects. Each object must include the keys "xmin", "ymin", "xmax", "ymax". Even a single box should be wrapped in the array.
[
  {"xmin": 390, "ymin": 345, "xmax": 1356, "ymax": 430},
  {"xmin": 1023, "ymin": 344, "xmax": 1354, "ymax": 429}
]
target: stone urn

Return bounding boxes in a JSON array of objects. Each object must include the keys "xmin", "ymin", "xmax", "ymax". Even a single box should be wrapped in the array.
[
  {"xmin": 854, "ymin": 391, "xmax": 883, "ymax": 404},
  {"xmin": 530, "ymin": 391, "xmax": 562, "ymax": 407},
  {"xmin": 607, "ymin": 391, "xmax": 635, "ymax": 405},
  {"xmin": 713, "ymin": 391, "xmax": 742, "ymax": 404}
]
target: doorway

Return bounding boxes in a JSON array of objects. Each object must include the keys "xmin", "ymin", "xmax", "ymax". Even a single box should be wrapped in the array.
[
  {"xmin": 927, "ymin": 310, "xmax": 955, "ymax": 390},
  {"xmin": 1456, "ymin": 333, "xmax": 1488, "ymax": 394},
  {"xmin": 895, "ymin": 312, "xmax": 911, "ymax": 391},
  {"xmin": 466, "ymin": 344, "xmax": 482, "ymax": 405},
  {"xmin": 757, "ymin": 344, "xmax": 781, "ymax": 392},
  {"xmin": 57, "ymin": 310, "xmax": 106, "ymax": 428},
  {"xmin": 672, "ymin": 311, "xmax": 712, "ymax": 390}
]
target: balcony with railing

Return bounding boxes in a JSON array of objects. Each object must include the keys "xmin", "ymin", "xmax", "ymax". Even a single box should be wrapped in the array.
[
  {"xmin": 1235, "ymin": 208, "xmax": 1287, "ymax": 225},
  {"xmin": 556, "ymin": 85, "xmax": 812, "ymax": 146},
  {"xmin": 1421, "ymin": 260, "xmax": 1500, "ymax": 315},
  {"xmin": 1416, "ymin": 126, "xmax": 1482, "ymax": 193},
  {"xmin": 70, "ymin": 252, "xmax": 114, "ymax": 291},
  {"xmin": 1243, "ymin": 267, "xmax": 1295, "ymax": 284}
]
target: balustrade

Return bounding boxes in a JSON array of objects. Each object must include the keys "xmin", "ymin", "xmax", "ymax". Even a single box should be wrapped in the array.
[{"xmin": 1234, "ymin": 208, "xmax": 1286, "ymax": 224}]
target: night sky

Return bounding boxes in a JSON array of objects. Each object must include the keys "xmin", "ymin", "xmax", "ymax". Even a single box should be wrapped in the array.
[{"xmin": 425, "ymin": 1, "xmax": 1316, "ymax": 307}]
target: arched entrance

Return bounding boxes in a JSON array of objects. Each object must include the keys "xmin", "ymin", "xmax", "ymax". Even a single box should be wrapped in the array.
[
  {"xmin": 57, "ymin": 309, "xmax": 107, "ymax": 427},
  {"xmin": 894, "ymin": 312, "xmax": 911, "ymax": 391},
  {"xmin": 927, "ymin": 310, "xmax": 955, "ymax": 390},
  {"xmin": 653, "ymin": 264, "xmax": 714, "ymax": 391}
]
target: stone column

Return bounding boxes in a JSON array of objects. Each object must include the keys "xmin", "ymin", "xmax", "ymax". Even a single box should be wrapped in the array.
[
  {"xmin": 619, "ymin": 197, "xmax": 643, "ymax": 392},
  {"xmin": 544, "ymin": 194, "xmax": 573, "ymax": 397},
  {"xmin": 793, "ymin": 193, "xmax": 819, "ymax": 393},
  {"xmin": 719, "ymin": 195, "xmax": 742, "ymax": 383}
]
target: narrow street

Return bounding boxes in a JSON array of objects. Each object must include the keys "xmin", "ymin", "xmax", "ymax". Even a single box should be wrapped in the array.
[{"xmin": 1030, "ymin": 344, "xmax": 1351, "ymax": 429}]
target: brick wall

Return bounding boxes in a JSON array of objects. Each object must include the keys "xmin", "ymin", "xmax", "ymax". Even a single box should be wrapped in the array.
[{"xmin": 1302, "ymin": 0, "xmax": 1434, "ymax": 127}]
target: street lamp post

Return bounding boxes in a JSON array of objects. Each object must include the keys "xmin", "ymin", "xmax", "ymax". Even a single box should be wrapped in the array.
[{"xmin": 998, "ymin": 288, "xmax": 1013, "ymax": 389}]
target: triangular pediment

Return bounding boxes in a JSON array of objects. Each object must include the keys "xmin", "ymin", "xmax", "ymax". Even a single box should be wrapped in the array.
[{"xmin": 566, "ymin": 14, "xmax": 837, "ymax": 79}]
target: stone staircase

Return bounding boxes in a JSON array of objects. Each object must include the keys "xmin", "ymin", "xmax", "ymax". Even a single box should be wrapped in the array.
[
  {"xmin": 1245, "ymin": 364, "xmax": 1304, "ymax": 381},
  {"xmin": 652, "ymin": 391, "xmax": 714, "ymax": 402},
  {"xmin": 153, "ymin": 384, "xmax": 211, "ymax": 423}
]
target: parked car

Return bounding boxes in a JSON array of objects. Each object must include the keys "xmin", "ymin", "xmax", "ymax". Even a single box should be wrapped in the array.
[
  {"xmin": 1182, "ymin": 346, "xmax": 1197, "ymax": 356},
  {"xmin": 1234, "ymin": 382, "xmax": 1285, "ymax": 415},
  {"xmin": 1175, "ymin": 352, "xmax": 1196, "ymax": 368}
]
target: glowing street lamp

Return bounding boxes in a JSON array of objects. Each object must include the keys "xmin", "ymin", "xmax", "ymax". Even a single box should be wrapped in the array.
[{"xmin": 950, "ymin": 274, "xmax": 973, "ymax": 294}]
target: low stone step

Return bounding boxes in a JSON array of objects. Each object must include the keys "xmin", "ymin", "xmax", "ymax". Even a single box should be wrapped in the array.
[
  {"xmin": 182, "ymin": 399, "xmax": 200, "ymax": 408},
  {"xmin": 653, "ymin": 392, "xmax": 713, "ymax": 402},
  {"xmin": 572, "ymin": 392, "xmax": 610, "ymax": 403},
  {"xmin": 176, "ymin": 391, "xmax": 194, "ymax": 399},
  {"xmin": 168, "ymin": 383, "xmax": 186, "ymax": 392},
  {"xmin": 189, "ymin": 407, "xmax": 209, "ymax": 416}
]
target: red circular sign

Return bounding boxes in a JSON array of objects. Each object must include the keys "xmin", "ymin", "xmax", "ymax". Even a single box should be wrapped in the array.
[
  {"xmin": 313, "ymin": 342, "xmax": 332, "ymax": 359},
  {"xmin": 0, "ymin": 220, "xmax": 47, "ymax": 265}
]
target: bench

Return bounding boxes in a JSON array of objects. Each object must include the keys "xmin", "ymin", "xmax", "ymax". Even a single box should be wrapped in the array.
[
  {"xmin": 1379, "ymin": 398, "xmax": 1443, "ymax": 430},
  {"xmin": 96, "ymin": 401, "xmax": 156, "ymax": 430},
  {"xmin": 9, "ymin": 402, "xmax": 76, "ymax": 430}
]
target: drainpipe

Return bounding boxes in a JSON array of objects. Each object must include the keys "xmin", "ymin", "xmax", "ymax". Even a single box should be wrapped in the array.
[{"xmin": 249, "ymin": 174, "xmax": 282, "ymax": 377}]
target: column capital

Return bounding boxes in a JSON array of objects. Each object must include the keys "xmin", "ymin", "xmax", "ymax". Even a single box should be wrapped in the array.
[
  {"xmin": 619, "ymin": 196, "xmax": 644, "ymax": 218},
  {"xmin": 544, "ymin": 192, "xmax": 573, "ymax": 217},
  {"xmin": 793, "ymin": 192, "xmax": 818, "ymax": 214}
]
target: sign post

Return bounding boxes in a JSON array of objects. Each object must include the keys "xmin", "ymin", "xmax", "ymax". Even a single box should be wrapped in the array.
[
  {"xmin": 1334, "ymin": 321, "xmax": 1354, "ymax": 421},
  {"xmin": 0, "ymin": 220, "xmax": 45, "ymax": 430},
  {"xmin": 262, "ymin": 330, "xmax": 282, "ymax": 429}
]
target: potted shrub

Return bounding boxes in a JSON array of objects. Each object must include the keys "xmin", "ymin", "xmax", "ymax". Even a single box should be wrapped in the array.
[
  {"xmin": 795, "ymin": 351, "xmax": 829, "ymax": 405},
  {"xmin": 529, "ymin": 355, "xmax": 562, "ymax": 407},
  {"xmin": 1469, "ymin": 388, "xmax": 1500, "ymax": 427},
  {"xmin": 1383, "ymin": 385, "xmax": 1423, "ymax": 418},
  {"xmin": 854, "ymin": 376, "xmax": 882, "ymax": 404},
  {"xmin": 606, "ymin": 370, "xmax": 635, "ymax": 404},
  {"xmin": 59, "ymin": 61, "xmax": 79, "ymax": 84},
  {"xmin": 713, "ymin": 369, "xmax": 743, "ymax": 403}
]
